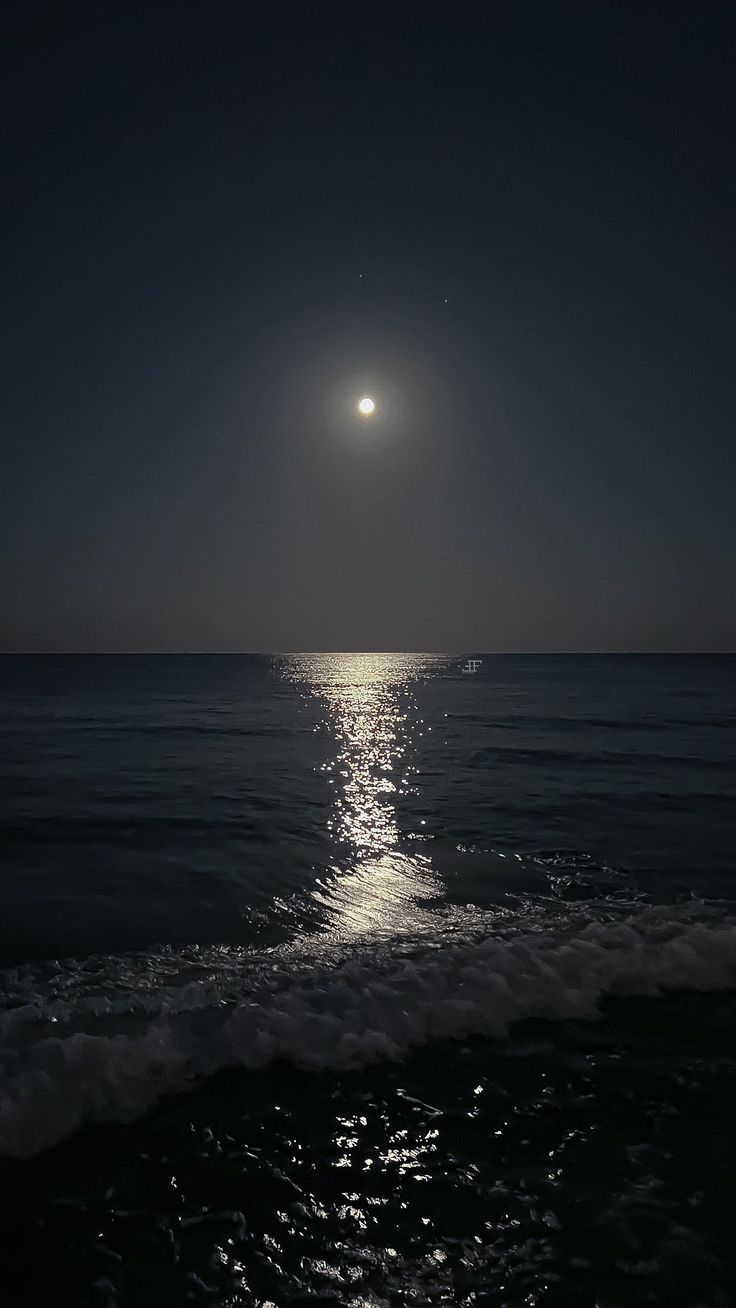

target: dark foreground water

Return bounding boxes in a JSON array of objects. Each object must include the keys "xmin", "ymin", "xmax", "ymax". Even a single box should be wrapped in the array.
[{"xmin": 1, "ymin": 653, "xmax": 735, "ymax": 1307}]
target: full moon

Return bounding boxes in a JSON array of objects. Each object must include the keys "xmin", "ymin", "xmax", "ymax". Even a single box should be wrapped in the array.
[{"xmin": 357, "ymin": 396, "xmax": 375, "ymax": 415}]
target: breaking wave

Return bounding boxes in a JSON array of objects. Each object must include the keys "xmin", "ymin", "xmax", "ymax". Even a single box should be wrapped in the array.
[{"xmin": 1, "ymin": 903, "xmax": 735, "ymax": 1159}]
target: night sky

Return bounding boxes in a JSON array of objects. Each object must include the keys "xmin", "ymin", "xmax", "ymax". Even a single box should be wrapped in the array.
[{"xmin": 3, "ymin": 1, "xmax": 735, "ymax": 652}]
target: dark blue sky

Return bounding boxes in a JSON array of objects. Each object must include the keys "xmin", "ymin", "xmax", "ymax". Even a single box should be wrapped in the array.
[{"xmin": 2, "ymin": 0, "xmax": 735, "ymax": 651}]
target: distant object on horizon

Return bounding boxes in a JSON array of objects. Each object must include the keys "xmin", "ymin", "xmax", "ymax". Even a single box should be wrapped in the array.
[{"xmin": 461, "ymin": 658, "xmax": 483, "ymax": 674}]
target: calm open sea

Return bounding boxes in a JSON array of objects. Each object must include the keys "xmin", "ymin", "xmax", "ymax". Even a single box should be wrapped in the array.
[{"xmin": 1, "ymin": 653, "xmax": 735, "ymax": 1306}]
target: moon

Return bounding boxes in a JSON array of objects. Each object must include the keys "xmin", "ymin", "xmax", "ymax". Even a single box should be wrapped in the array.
[{"xmin": 357, "ymin": 396, "xmax": 375, "ymax": 416}]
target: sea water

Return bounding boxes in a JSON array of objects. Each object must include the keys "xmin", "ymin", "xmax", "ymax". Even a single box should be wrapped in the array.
[{"xmin": 0, "ymin": 653, "xmax": 735, "ymax": 1306}]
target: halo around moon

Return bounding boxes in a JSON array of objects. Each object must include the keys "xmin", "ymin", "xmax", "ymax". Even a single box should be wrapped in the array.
[{"xmin": 357, "ymin": 396, "xmax": 375, "ymax": 416}]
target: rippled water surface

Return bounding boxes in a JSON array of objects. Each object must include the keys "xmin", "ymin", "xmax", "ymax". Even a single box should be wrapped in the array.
[{"xmin": 1, "ymin": 653, "xmax": 735, "ymax": 1305}]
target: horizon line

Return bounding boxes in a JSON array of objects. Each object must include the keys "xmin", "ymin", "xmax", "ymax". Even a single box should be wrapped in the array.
[{"xmin": 1, "ymin": 649, "xmax": 734, "ymax": 657}]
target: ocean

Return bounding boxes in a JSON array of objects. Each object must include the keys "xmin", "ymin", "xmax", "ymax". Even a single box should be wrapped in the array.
[{"xmin": 1, "ymin": 652, "xmax": 735, "ymax": 1307}]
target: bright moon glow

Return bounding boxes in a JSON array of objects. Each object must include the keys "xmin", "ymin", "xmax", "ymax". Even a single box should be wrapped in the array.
[{"xmin": 358, "ymin": 396, "xmax": 375, "ymax": 415}]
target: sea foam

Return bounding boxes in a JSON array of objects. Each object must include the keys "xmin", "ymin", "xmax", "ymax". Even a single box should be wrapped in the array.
[{"xmin": 1, "ymin": 905, "xmax": 735, "ymax": 1159}]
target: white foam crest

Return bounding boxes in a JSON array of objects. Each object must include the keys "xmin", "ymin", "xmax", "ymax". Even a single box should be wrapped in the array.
[{"xmin": 1, "ymin": 908, "xmax": 735, "ymax": 1159}]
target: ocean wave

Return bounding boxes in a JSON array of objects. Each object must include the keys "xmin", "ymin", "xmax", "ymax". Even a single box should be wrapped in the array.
[{"xmin": 1, "ymin": 905, "xmax": 735, "ymax": 1159}]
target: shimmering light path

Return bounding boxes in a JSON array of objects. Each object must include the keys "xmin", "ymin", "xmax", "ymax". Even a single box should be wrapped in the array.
[{"xmin": 281, "ymin": 653, "xmax": 444, "ymax": 937}]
